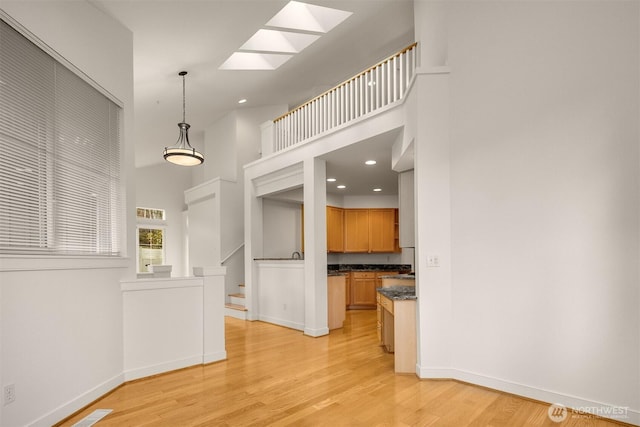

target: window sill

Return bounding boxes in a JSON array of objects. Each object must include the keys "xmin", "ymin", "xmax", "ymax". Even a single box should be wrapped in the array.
[{"xmin": 0, "ymin": 255, "xmax": 131, "ymax": 272}]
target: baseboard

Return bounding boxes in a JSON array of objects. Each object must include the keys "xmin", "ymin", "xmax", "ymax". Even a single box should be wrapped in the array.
[
  {"xmin": 29, "ymin": 372, "xmax": 124, "ymax": 427},
  {"xmin": 203, "ymin": 351, "xmax": 227, "ymax": 364},
  {"xmin": 416, "ymin": 366, "xmax": 456, "ymax": 379},
  {"xmin": 123, "ymin": 355, "xmax": 203, "ymax": 382},
  {"xmin": 417, "ymin": 366, "xmax": 639, "ymax": 426},
  {"xmin": 257, "ymin": 314, "xmax": 304, "ymax": 331},
  {"xmin": 224, "ymin": 307, "xmax": 248, "ymax": 320},
  {"xmin": 303, "ymin": 326, "xmax": 330, "ymax": 337}
]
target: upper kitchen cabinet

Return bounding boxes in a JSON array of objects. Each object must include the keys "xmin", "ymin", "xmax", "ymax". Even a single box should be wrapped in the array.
[
  {"xmin": 326, "ymin": 206, "xmax": 344, "ymax": 253},
  {"xmin": 368, "ymin": 209, "xmax": 396, "ymax": 252},
  {"xmin": 344, "ymin": 209, "xmax": 370, "ymax": 252},
  {"xmin": 344, "ymin": 208, "xmax": 398, "ymax": 253}
]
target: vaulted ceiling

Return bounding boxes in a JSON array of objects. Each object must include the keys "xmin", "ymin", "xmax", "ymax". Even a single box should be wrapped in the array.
[{"xmin": 91, "ymin": 0, "xmax": 415, "ymax": 194}]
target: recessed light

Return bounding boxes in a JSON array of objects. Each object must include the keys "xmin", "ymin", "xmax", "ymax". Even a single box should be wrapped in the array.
[
  {"xmin": 365, "ymin": 160, "xmax": 377, "ymax": 165},
  {"xmin": 337, "ymin": 185, "xmax": 346, "ymax": 189},
  {"xmin": 238, "ymin": 99, "xmax": 247, "ymax": 104},
  {"xmin": 327, "ymin": 178, "xmax": 336, "ymax": 182},
  {"xmin": 373, "ymin": 188, "xmax": 382, "ymax": 192}
]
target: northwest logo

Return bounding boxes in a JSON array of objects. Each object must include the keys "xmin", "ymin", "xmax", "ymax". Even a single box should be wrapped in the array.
[{"xmin": 548, "ymin": 403, "xmax": 568, "ymax": 423}]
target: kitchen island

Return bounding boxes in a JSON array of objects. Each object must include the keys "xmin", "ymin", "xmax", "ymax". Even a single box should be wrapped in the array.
[{"xmin": 377, "ymin": 286, "xmax": 416, "ymax": 374}]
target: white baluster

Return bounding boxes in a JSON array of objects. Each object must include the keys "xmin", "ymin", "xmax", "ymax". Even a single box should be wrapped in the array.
[{"xmin": 375, "ymin": 66, "xmax": 380, "ymax": 110}]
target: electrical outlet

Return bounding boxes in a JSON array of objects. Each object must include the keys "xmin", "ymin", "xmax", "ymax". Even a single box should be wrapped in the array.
[{"xmin": 4, "ymin": 384, "xmax": 15, "ymax": 405}]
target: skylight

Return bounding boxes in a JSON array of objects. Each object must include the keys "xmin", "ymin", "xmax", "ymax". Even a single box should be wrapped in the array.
[
  {"xmin": 266, "ymin": 1, "xmax": 352, "ymax": 33},
  {"xmin": 219, "ymin": 1, "xmax": 352, "ymax": 71},
  {"xmin": 240, "ymin": 29, "xmax": 320, "ymax": 53},
  {"xmin": 219, "ymin": 52, "xmax": 293, "ymax": 70}
]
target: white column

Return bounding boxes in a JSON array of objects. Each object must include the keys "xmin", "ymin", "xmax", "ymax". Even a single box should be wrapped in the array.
[
  {"xmin": 244, "ymin": 175, "xmax": 263, "ymax": 321},
  {"xmin": 303, "ymin": 157, "xmax": 328, "ymax": 337},
  {"xmin": 194, "ymin": 266, "xmax": 227, "ymax": 364},
  {"xmin": 413, "ymin": 0, "xmax": 452, "ymax": 378},
  {"xmin": 414, "ymin": 72, "xmax": 452, "ymax": 378}
]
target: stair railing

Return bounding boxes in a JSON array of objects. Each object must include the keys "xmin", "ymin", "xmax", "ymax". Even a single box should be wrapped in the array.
[
  {"xmin": 221, "ymin": 242, "xmax": 244, "ymax": 265},
  {"xmin": 271, "ymin": 42, "xmax": 418, "ymax": 152}
]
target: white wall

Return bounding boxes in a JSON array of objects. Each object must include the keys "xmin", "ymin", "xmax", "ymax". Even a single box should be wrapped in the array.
[
  {"xmin": 443, "ymin": 0, "xmax": 639, "ymax": 420},
  {"xmin": 263, "ymin": 198, "xmax": 303, "ymax": 258},
  {"xmin": 0, "ymin": 3, "xmax": 134, "ymax": 426},
  {"xmin": 122, "ymin": 278, "xmax": 203, "ymax": 381},
  {"xmin": 204, "ymin": 112, "xmax": 236, "ymax": 183},
  {"xmin": 256, "ymin": 261, "xmax": 305, "ymax": 330},
  {"xmin": 342, "ymin": 195, "xmax": 398, "ymax": 208},
  {"xmin": 136, "ymin": 163, "xmax": 193, "ymax": 276},
  {"xmin": 196, "ymin": 105, "xmax": 287, "ymax": 294}
]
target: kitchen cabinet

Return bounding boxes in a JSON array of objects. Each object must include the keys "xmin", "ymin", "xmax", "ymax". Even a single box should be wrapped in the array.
[
  {"xmin": 377, "ymin": 292, "xmax": 394, "ymax": 351},
  {"xmin": 343, "ymin": 208, "xmax": 398, "ymax": 253},
  {"xmin": 345, "ymin": 273, "xmax": 351, "ymax": 309},
  {"xmin": 350, "ymin": 271, "xmax": 377, "ymax": 308},
  {"xmin": 344, "ymin": 209, "xmax": 370, "ymax": 252},
  {"xmin": 326, "ymin": 206, "xmax": 344, "ymax": 252},
  {"xmin": 327, "ymin": 275, "xmax": 346, "ymax": 329},
  {"xmin": 323, "ymin": 207, "xmax": 399, "ymax": 254},
  {"xmin": 347, "ymin": 270, "xmax": 398, "ymax": 309},
  {"xmin": 377, "ymin": 290, "xmax": 416, "ymax": 374},
  {"xmin": 368, "ymin": 209, "xmax": 396, "ymax": 252}
]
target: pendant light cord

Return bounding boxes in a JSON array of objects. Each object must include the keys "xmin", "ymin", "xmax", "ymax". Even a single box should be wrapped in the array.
[
  {"xmin": 182, "ymin": 73, "xmax": 186, "ymax": 123},
  {"xmin": 179, "ymin": 70, "xmax": 188, "ymax": 123}
]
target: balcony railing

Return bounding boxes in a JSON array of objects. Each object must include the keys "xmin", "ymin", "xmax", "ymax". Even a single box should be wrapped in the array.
[{"xmin": 268, "ymin": 42, "xmax": 418, "ymax": 153}]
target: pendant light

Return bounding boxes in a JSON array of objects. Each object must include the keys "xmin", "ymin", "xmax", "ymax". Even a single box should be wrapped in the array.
[{"xmin": 163, "ymin": 71, "xmax": 204, "ymax": 166}]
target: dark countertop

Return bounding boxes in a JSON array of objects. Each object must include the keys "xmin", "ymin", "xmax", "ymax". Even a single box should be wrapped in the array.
[
  {"xmin": 328, "ymin": 264, "xmax": 411, "ymax": 272},
  {"xmin": 327, "ymin": 272, "xmax": 348, "ymax": 277},
  {"xmin": 379, "ymin": 273, "xmax": 415, "ymax": 280},
  {"xmin": 377, "ymin": 286, "xmax": 417, "ymax": 301}
]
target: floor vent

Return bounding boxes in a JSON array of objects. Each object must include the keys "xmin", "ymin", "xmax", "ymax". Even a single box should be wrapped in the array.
[{"xmin": 72, "ymin": 409, "xmax": 113, "ymax": 427}]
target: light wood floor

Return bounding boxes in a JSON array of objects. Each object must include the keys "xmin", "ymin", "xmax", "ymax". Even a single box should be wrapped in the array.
[{"xmin": 58, "ymin": 310, "xmax": 626, "ymax": 426}]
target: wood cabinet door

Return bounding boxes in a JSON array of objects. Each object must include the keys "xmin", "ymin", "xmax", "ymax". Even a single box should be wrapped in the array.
[
  {"xmin": 326, "ymin": 206, "xmax": 344, "ymax": 252},
  {"xmin": 368, "ymin": 209, "xmax": 396, "ymax": 252},
  {"xmin": 351, "ymin": 277, "xmax": 377, "ymax": 308},
  {"xmin": 345, "ymin": 273, "xmax": 351, "ymax": 308},
  {"xmin": 344, "ymin": 209, "xmax": 370, "ymax": 252}
]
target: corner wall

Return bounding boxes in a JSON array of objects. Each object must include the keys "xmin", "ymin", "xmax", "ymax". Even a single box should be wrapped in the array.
[
  {"xmin": 0, "ymin": 2, "xmax": 134, "ymax": 426},
  {"xmin": 443, "ymin": 0, "xmax": 639, "ymax": 421}
]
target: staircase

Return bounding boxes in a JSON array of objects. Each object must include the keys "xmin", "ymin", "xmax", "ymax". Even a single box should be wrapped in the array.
[{"xmin": 225, "ymin": 284, "xmax": 248, "ymax": 320}]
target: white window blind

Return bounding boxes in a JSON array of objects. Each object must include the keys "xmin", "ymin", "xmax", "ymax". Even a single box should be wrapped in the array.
[{"xmin": 0, "ymin": 19, "xmax": 122, "ymax": 256}]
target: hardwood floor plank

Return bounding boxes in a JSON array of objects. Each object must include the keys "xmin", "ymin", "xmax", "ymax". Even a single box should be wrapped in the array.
[{"xmin": 56, "ymin": 311, "xmax": 630, "ymax": 427}]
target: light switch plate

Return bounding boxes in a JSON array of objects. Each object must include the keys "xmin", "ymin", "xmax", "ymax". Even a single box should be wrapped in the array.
[{"xmin": 427, "ymin": 255, "xmax": 440, "ymax": 267}]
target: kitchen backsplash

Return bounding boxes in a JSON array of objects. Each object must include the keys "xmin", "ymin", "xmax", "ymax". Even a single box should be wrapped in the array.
[{"xmin": 327, "ymin": 250, "xmax": 413, "ymax": 269}]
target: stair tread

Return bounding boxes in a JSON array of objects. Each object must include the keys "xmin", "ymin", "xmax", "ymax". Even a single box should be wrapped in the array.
[
  {"xmin": 238, "ymin": 284, "xmax": 245, "ymax": 287},
  {"xmin": 225, "ymin": 303, "xmax": 248, "ymax": 311},
  {"xmin": 229, "ymin": 293, "xmax": 245, "ymax": 298}
]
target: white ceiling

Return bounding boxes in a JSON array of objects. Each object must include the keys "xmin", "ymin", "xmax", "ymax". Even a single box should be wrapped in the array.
[{"xmin": 90, "ymin": 0, "xmax": 415, "ymax": 195}]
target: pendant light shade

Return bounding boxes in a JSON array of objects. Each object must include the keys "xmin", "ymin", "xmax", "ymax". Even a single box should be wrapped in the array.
[{"xmin": 163, "ymin": 71, "xmax": 204, "ymax": 166}]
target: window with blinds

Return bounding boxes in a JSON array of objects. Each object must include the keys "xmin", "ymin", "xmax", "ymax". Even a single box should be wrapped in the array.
[{"xmin": 0, "ymin": 18, "xmax": 122, "ymax": 256}]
